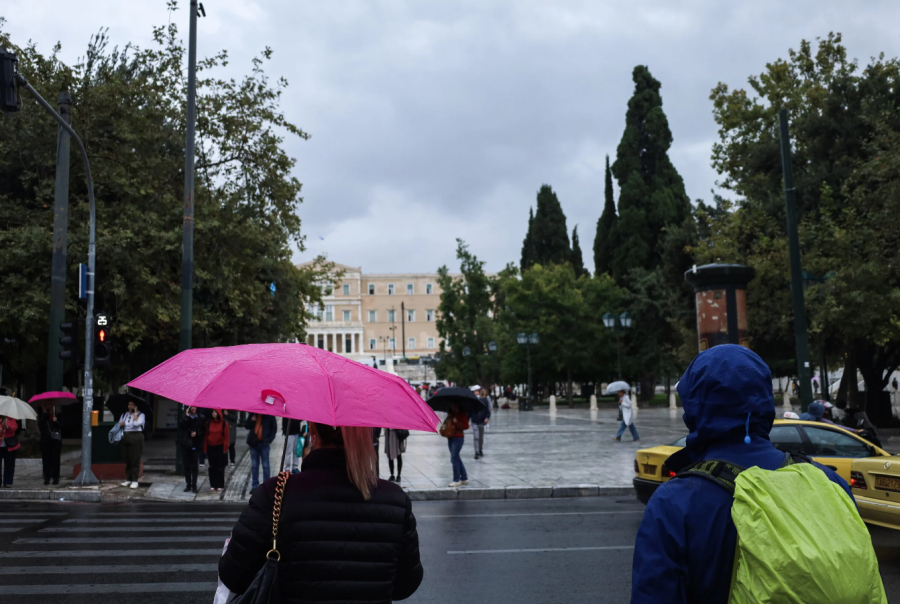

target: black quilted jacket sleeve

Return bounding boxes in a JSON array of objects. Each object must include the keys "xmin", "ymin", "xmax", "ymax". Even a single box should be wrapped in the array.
[
  {"xmin": 219, "ymin": 480, "xmax": 275, "ymax": 595},
  {"xmin": 392, "ymin": 497, "xmax": 424, "ymax": 600}
]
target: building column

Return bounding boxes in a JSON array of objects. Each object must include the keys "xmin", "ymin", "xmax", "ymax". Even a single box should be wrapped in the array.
[{"xmin": 338, "ymin": 332, "xmax": 344, "ymax": 353}]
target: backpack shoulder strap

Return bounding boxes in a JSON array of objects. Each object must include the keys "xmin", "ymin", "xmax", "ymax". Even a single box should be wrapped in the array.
[{"xmin": 674, "ymin": 459, "xmax": 747, "ymax": 495}]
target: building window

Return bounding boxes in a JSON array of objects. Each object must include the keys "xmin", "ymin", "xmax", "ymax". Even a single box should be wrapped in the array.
[
  {"xmin": 317, "ymin": 336, "xmax": 325, "ymax": 349},
  {"xmin": 426, "ymin": 309, "xmax": 434, "ymax": 322},
  {"xmin": 426, "ymin": 283, "xmax": 433, "ymax": 295},
  {"xmin": 427, "ymin": 337, "xmax": 435, "ymax": 349},
  {"xmin": 388, "ymin": 309, "xmax": 396, "ymax": 323},
  {"xmin": 369, "ymin": 338, "xmax": 376, "ymax": 350},
  {"xmin": 343, "ymin": 284, "xmax": 350, "ymax": 296},
  {"xmin": 387, "ymin": 283, "xmax": 395, "ymax": 295},
  {"xmin": 368, "ymin": 310, "xmax": 377, "ymax": 323},
  {"xmin": 345, "ymin": 336, "xmax": 352, "ymax": 352},
  {"xmin": 407, "ymin": 310, "xmax": 415, "ymax": 322},
  {"xmin": 408, "ymin": 337, "xmax": 415, "ymax": 350},
  {"xmin": 407, "ymin": 283, "xmax": 414, "ymax": 295},
  {"xmin": 389, "ymin": 338, "xmax": 396, "ymax": 350},
  {"xmin": 325, "ymin": 305, "xmax": 334, "ymax": 322},
  {"xmin": 368, "ymin": 283, "xmax": 375, "ymax": 295},
  {"xmin": 342, "ymin": 310, "xmax": 351, "ymax": 322}
]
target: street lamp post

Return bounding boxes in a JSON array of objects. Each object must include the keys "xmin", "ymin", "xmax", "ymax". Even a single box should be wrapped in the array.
[
  {"xmin": 516, "ymin": 333, "xmax": 539, "ymax": 411},
  {"xmin": 603, "ymin": 312, "xmax": 633, "ymax": 380},
  {"xmin": 488, "ymin": 341, "xmax": 497, "ymax": 406}
]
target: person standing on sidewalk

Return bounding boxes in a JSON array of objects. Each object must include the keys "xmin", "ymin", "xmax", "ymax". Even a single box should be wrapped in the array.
[
  {"xmin": 204, "ymin": 409, "xmax": 230, "ymax": 491},
  {"xmin": 37, "ymin": 406, "xmax": 62, "ymax": 485},
  {"xmin": 614, "ymin": 388, "xmax": 639, "ymax": 442},
  {"xmin": 385, "ymin": 428, "xmax": 407, "ymax": 482},
  {"xmin": 180, "ymin": 406, "xmax": 205, "ymax": 493},
  {"xmin": 118, "ymin": 400, "xmax": 145, "ymax": 489},
  {"xmin": 0, "ymin": 416, "xmax": 21, "ymax": 488},
  {"xmin": 282, "ymin": 417, "xmax": 301, "ymax": 474},
  {"xmin": 470, "ymin": 388, "xmax": 491, "ymax": 459},
  {"xmin": 245, "ymin": 413, "xmax": 277, "ymax": 490},
  {"xmin": 442, "ymin": 403, "xmax": 469, "ymax": 487},
  {"xmin": 224, "ymin": 410, "xmax": 238, "ymax": 467}
]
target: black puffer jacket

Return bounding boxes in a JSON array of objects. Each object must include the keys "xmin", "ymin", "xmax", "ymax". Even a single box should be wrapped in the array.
[{"xmin": 220, "ymin": 448, "xmax": 423, "ymax": 602}]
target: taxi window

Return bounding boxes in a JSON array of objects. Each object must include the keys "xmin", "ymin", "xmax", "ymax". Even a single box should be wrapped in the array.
[
  {"xmin": 769, "ymin": 425, "xmax": 804, "ymax": 455},
  {"xmin": 671, "ymin": 436, "xmax": 687, "ymax": 447},
  {"xmin": 803, "ymin": 426, "xmax": 870, "ymax": 458}
]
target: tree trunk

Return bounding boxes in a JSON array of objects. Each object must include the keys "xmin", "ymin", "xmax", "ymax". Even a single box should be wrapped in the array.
[
  {"xmin": 567, "ymin": 367, "xmax": 574, "ymax": 408},
  {"xmin": 856, "ymin": 342, "xmax": 895, "ymax": 426},
  {"xmin": 639, "ymin": 372, "xmax": 655, "ymax": 405}
]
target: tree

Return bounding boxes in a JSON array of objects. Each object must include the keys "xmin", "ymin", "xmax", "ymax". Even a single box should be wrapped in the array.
[
  {"xmin": 435, "ymin": 240, "xmax": 496, "ymax": 387},
  {"xmin": 593, "ymin": 155, "xmax": 617, "ymax": 276},
  {"xmin": 570, "ymin": 226, "xmax": 589, "ymax": 278},
  {"xmin": 520, "ymin": 184, "xmax": 571, "ymax": 270}
]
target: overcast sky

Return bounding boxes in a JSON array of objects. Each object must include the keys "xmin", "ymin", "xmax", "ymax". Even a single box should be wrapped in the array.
[{"xmin": 7, "ymin": 1, "xmax": 900, "ymax": 274}]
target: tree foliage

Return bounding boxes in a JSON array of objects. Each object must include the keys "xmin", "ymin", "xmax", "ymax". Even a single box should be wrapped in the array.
[
  {"xmin": 570, "ymin": 226, "xmax": 589, "ymax": 278},
  {"xmin": 593, "ymin": 155, "xmax": 617, "ymax": 276},
  {"xmin": 520, "ymin": 184, "xmax": 571, "ymax": 271}
]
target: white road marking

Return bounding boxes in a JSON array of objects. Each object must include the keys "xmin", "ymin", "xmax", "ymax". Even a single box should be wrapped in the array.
[
  {"xmin": 16, "ymin": 536, "xmax": 227, "ymax": 544},
  {"xmin": 62, "ymin": 517, "xmax": 238, "ymax": 524},
  {"xmin": 0, "ymin": 564, "xmax": 217, "ymax": 574},
  {"xmin": 420, "ymin": 511, "xmax": 643, "ymax": 519},
  {"xmin": 40, "ymin": 526, "xmax": 233, "ymax": 533},
  {"xmin": 2, "ymin": 582, "xmax": 219, "ymax": 595},
  {"xmin": 0, "ymin": 549, "xmax": 222, "ymax": 558},
  {"xmin": 448, "ymin": 545, "xmax": 635, "ymax": 555}
]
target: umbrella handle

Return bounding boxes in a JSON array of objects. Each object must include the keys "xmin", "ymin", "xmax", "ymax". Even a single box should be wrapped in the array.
[{"xmin": 279, "ymin": 431, "xmax": 290, "ymax": 473}]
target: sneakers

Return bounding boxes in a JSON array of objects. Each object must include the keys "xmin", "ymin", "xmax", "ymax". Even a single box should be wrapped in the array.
[
  {"xmin": 449, "ymin": 481, "xmax": 462, "ymax": 487},
  {"xmin": 199, "ymin": 463, "xmax": 205, "ymax": 468},
  {"xmin": 230, "ymin": 462, "xmax": 236, "ymax": 467},
  {"xmin": 130, "ymin": 482, "xmax": 139, "ymax": 489},
  {"xmin": 121, "ymin": 481, "xmax": 132, "ymax": 487},
  {"xmin": 388, "ymin": 475, "xmax": 396, "ymax": 482},
  {"xmin": 460, "ymin": 479, "xmax": 469, "ymax": 485},
  {"xmin": 183, "ymin": 486, "xmax": 192, "ymax": 493}
]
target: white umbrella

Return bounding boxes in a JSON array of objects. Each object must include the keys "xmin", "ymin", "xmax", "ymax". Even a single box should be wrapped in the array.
[
  {"xmin": 0, "ymin": 396, "xmax": 39, "ymax": 421},
  {"xmin": 605, "ymin": 381, "xmax": 631, "ymax": 394}
]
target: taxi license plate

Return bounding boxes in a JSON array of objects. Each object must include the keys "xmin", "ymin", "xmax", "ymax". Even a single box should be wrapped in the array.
[
  {"xmin": 642, "ymin": 464, "xmax": 657, "ymax": 476},
  {"xmin": 875, "ymin": 476, "xmax": 900, "ymax": 492}
]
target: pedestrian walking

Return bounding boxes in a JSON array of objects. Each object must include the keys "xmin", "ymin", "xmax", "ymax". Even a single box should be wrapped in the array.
[
  {"xmin": 118, "ymin": 400, "xmax": 145, "ymax": 489},
  {"xmin": 204, "ymin": 409, "xmax": 230, "ymax": 491},
  {"xmin": 385, "ymin": 428, "xmax": 407, "ymax": 482},
  {"xmin": 470, "ymin": 388, "xmax": 491, "ymax": 458},
  {"xmin": 244, "ymin": 413, "xmax": 277, "ymax": 490},
  {"xmin": 0, "ymin": 416, "xmax": 21, "ymax": 488},
  {"xmin": 614, "ymin": 388, "xmax": 639, "ymax": 442},
  {"xmin": 180, "ymin": 406, "xmax": 205, "ymax": 493},
  {"xmin": 282, "ymin": 417, "xmax": 302, "ymax": 474},
  {"xmin": 441, "ymin": 402, "xmax": 469, "ymax": 487},
  {"xmin": 631, "ymin": 344, "xmax": 884, "ymax": 604},
  {"xmin": 219, "ymin": 422, "xmax": 423, "ymax": 602},
  {"xmin": 37, "ymin": 406, "xmax": 62, "ymax": 485},
  {"xmin": 224, "ymin": 409, "xmax": 238, "ymax": 467}
]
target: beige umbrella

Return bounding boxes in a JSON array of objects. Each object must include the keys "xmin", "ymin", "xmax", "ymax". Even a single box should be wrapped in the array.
[{"xmin": 0, "ymin": 395, "xmax": 39, "ymax": 421}]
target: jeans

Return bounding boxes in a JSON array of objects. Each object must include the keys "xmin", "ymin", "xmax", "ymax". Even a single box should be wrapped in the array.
[
  {"xmin": 283, "ymin": 434, "xmax": 299, "ymax": 473},
  {"xmin": 472, "ymin": 423, "xmax": 485, "ymax": 455},
  {"xmin": 448, "ymin": 437, "xmax": 467, "ymax": 482},
  {"xmin": 249, "ymin": 443, "xmax": 271, "ymax": 489},
  {"xmin": 616, "ymin": 421, "xmax": 639, "ymax": 440},
  {"xmin": 0, "ymin": 447, "xmax": 16, "ymax": 486}
]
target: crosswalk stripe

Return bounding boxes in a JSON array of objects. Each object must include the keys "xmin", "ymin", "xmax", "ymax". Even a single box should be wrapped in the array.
[
  {"xmin": 16, "ymin": 536, "xmax": 227, "ymax": 544},
  {"xmin": 0, "ymin": 519, "xmax": 47, "ymax": 524},
  {"xmin": 40, "ymin": 526, "xmax": 233, "ymax": 533},
  {"xmin": 0, "ymin": 563, "xmax": 218, "ymax": 574},
  {"xmin": 63, "ymin": 518, "xmax": 238, "ymax": 524},
  {"xmin": 0, "ymin": 512, "xmax": 66, "ymax": 517},
  {"xmin": 3, "ymin": 582, "xmax": 219, "ymax": 595},
  {"xmin": 0, "ymin": 549, "xmax": 223, "ymax": 558},
  {"xmin": 0, "ymin": 528, "xmax": 21, "ymax": 533},
  {"xmin": 84, "ymin": 512, "xmax": 241, "ymax": 517}
]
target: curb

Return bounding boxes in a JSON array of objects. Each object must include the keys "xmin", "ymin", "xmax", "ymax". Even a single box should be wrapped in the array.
[
  {"xmin": 404, "ymin": 485, "xmax": 634, "ymax": 501},
  {"xmin": 0, "ymin": 488, "xmax": 102, "ymax": 503}
]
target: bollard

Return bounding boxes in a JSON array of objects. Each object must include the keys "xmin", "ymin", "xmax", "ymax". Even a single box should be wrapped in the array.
[
  {"xmin": 549, "ymin": 395, "xmax": 557, "ymax": 411},
  {"xmin": 782, "ymin": 390, "xmax": 792, "ymax": 409},
  {"xmin": 590, "ymin": 394, "xmax": 598, "ymax": 410},
  {"xmin": 668, "ymin": 392, "xmax": 677, "ymax": 410}
]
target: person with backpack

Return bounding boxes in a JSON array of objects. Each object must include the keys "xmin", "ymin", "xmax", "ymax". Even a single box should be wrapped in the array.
[
  {"xmin": 469, "ymin": 388, "xmax": 491, "ymax": 459},
  {"xmin": 442, "ymin": 402, "xmax": 469, "ymax": 487},
  {"xmin": 631, "ymin": 344, "xmax": 886, "ymax": 604}
]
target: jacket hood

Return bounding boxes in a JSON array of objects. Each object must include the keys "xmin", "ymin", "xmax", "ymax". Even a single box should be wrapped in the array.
[
  {"xmin": 677, "ymin": 344, "xmax": 775, "ymax": 455},
  {"xmin": 799, "ymin": 402, "xmax": 825, "ymax": 421}
]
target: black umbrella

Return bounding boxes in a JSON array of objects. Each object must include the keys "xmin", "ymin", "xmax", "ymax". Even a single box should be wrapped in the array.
[
  {"xmin": 106, "ymin": 393, "xmax": 153, "ymax": 424},
  {"xmin": 426, "ymin": 387, "xmax": 484, "ymax": 414}
]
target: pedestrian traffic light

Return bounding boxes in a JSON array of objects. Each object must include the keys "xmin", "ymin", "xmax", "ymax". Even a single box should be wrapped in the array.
[
  {"xmin": 0, "ymin": 47, "xmax": 21, "ymax": 114},
  {"xmin": 59, "ymin": 321, "xmax": 77, "ymax": 363},
  {"xmin": 94, "ymin": 312, "xmax": 111, "ymax": 367}
]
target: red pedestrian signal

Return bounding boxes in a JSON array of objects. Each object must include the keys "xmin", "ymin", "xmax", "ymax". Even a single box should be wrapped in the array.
[{"xmin": 94, "ymin": 312, "xmax": 111, "ymax": 367}]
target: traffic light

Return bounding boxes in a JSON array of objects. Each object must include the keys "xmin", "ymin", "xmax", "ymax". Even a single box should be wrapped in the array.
[
  {"xmin": 59, "ymin": 321, "xmax": 77, "ymax": 363},
  {"xmin": 0, "ymin": 47, "xmax": 20, "ymax": 114},
  {"xmin": 94, "ymin": 312, "xmax": 111, "ymax": 367}
]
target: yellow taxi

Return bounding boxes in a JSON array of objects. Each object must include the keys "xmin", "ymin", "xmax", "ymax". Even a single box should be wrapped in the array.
[
  {"xmin": 851, "ymin": 457, "xmax": 900, "ymax": 530},
  {"xmin": 633, "ymin": 419, "xmax": 890, "ymax": 504}
]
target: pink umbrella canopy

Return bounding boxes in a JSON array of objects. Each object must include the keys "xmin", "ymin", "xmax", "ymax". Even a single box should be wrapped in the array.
[
  {"xmin": 127, "ymin": 343, "xmax": 441, "ymax": 433},
  {"xmin": 28, "ymin": 391, "xmax": 78, "ymax": 406}
]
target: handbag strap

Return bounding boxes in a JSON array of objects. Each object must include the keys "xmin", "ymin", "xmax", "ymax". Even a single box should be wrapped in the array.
[{"xmin": 266, "ymin": 471, "xmax": 291, "ymax": 561}]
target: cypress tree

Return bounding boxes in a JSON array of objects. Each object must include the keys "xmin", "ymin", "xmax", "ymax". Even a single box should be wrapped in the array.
[
  {"xmin": 593, "ymin": 155, "xmax": 617, "ymax": 276},
  {"xmin": 530, "ymin": 184, "xmax": 571, "ymax": 268},
  {"xmin": 571, "ymin": 226, "xmax": 588, "ymax": 277},
  {"xmin": 520, "ymin": 207, "xmax": 537, "ymax": 270},
  {"xmin": 610, "ymin": 65, "xmax": 691, "ymax": 280}
]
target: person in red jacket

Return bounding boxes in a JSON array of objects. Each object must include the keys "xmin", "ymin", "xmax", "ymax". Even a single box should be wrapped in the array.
[
  {"xmin": 444, "ymin": 403, "xmax": 469, "ymax": 487},
  {"xmin": 204, "ymin": 409, "xmax": 230, "ymax": 491},
  {"xmin": 0, "ymin": 417, "xmax": 21, "ymax": 488}
]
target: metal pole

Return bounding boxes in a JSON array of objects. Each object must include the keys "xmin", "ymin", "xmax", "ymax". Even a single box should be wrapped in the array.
[
  {"xmin": 46, "ymin": 91, "xmax": 71, "ymax": 392},
  {"xmin": 15, "ymin": 76, "xmax": 99, "ymax": 485},
  {"xmin": 616, "ymin": 333, "xmax": 622, "ymax": 380},
  {"xmin": 526, "ymin": 342, "xmax": 533, "ymax": 411},
  {"xmin": 778, "ymin": 109, "xmax": 814, "ymax": 412},
  {"xmin": 820, "ymin": 348, "xmax": 829, "ymax": 402},
  {"xmin": 401, "ymin": 301, "xmax": 406, "ymax": 359}
]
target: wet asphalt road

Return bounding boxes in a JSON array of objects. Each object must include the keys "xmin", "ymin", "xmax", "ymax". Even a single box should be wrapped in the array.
[{"xmin": 0, "ymin": 497, "xmax": 897, "ymax": 603}]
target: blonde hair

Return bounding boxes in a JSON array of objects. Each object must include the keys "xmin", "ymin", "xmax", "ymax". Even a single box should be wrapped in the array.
[{"xmin": 312, "ymin": 423, "xmax": 378, "ymax": 500}]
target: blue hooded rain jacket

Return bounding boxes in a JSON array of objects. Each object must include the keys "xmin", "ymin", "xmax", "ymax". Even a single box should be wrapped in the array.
[{"xmin": 630, "ymin": 345, "xmax": 852, "ymax": 604}]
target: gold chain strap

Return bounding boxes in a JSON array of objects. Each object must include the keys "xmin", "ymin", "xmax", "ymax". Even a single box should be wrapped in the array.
[{"xmin": 265, "ymin": 470, "xmax": 290, "ymax": 561}]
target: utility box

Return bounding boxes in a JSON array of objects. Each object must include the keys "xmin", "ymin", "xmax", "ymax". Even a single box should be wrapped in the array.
[{"xmin": 684, "ymin": 264, "xmax": 755, "ymax": 352}]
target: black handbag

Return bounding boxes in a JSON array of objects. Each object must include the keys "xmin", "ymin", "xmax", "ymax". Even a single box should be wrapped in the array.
[
  {"xmin": 395, "ymin": 429, "xmax": 410, "ymax": 441},
  {"xmin": 233, "ymin": 470, "xmax": 290, "ymax": 604},
  {"xmin": 50, "ymin": 429, "xmax": 62, "ymax": 441},
  {"xmin": 3, "ymin": 436, "xmax": 19, "ymax": 448}
]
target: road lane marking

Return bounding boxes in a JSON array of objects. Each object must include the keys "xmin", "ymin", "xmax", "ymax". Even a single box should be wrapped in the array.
[
  {"xmin": 16, "ymin": 536, "xmax": 227, "ymax": 544},
  {"xmin": 448, "ymin": 545, "xmax": 635, "ymax": 555},
  {"xmin": 0, "ymin": 563, "xmax": 218, "ymax": 574},
  {"xmin": 63, "ymin": 518, "xmax": 238, "ymax": 524},
  {"xmin": 40, "ymin": 526, "xmax": 233, "ymax": 533},
  {"xmin": 85, "ymin": 512, "xmax": 241, "ymax": 517},
  {"xmin": 0, "ymin": 512, "xmax": 66, "ymax": 517},
  {"xmin": 2, "ymin": 582, "xmax": 219, "ymax": 595},
  {"xmin": 420, "ymin": 511, "xmax": 643, "ymax": 519},
  {"xmin": 0, "ymin": 519, "xmax": 47, "ymax": 523},
  {"xmin": 0, "ymin": 528, "xmax": 21, "ymax": 532},
  {"xmin": 0, "ymin": 549, "xmax": 223, "ymax": 558}
]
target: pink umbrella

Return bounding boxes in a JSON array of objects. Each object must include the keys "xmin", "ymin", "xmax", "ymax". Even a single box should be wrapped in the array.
[
  {"xmin": 127, "ymin": 343, "xmax": 440, "ymax": 433},
  {"xmin": 29, "ymin": 391, "xmax": 78, "ymax": 406}
]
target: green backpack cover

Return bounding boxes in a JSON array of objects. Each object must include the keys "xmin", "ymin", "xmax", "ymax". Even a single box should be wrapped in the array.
[{"xmin": 678, "ymin": 456, "xmax": 887, "ymax": 604}]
